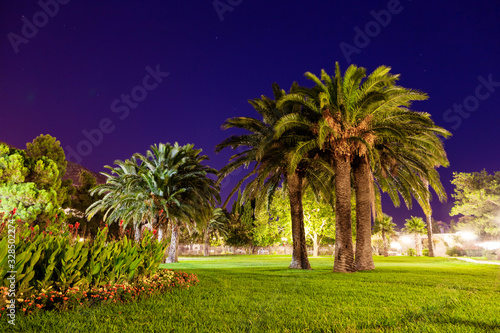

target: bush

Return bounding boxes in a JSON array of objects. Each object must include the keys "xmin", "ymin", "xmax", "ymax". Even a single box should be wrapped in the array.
[
  {"xmin": 446, "ymin": 246, "xmax": 462, "ymax": 257},
  {"xmin": 0, "ymin": 209, "xmax": 195, "ymax": 317},
  {"xmin": 406, "ymin": 248, "xmax": 417, "ymax": 257},
  {"xmin": 0, "ymin": 210, "xmax": 168, "ymax": 295},
  {"xmin": 483, "ymin": 250, "xmax": 497, "ymax": 260},
  {"xmin": 422, "ymin": 249, "xmax": 429, "ymax": 256}
]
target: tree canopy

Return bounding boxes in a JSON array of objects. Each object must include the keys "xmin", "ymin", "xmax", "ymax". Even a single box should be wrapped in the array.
[{"xmin": 450, "ymin": 170, "xmax": 500, "ymax": 235}]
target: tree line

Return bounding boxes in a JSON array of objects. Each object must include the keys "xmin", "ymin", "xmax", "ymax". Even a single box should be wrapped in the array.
[{"xmin": 13, "ymin": 62, "xmax": 500, "ymax": 273}]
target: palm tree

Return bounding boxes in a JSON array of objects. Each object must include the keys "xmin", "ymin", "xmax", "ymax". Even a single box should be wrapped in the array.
[
  {"xmin": 374, "ymin": 129, "xmax": 450, "ymax": 258},
  {"xmin": 403, "ymin": 216, "xmax": 427, "ymax": 256},
  {"xmin": 276, "ymin": 63, "xmax": 436, "ymax": 272},
  {"xmin": 216, "ymin": 83, "xmax": 333, "ymax": 269},
  {"xmin": 198, "ymin": 207, "xmax": 229, "ymax": 256},
  {"xmin": 87, "ymin": 142, "xmax": 220, "ymax": 262},
  {"xmin": 373, "ymin": 214, "xmax": 397, "ymax": 257}
]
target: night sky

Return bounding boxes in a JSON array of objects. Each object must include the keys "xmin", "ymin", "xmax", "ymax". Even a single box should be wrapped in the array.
[{"xmin": 1, "ymin": 0, "xmax": 499, "ymax": 228}]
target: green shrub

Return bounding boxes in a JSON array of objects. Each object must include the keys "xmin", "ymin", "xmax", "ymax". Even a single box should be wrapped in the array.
[
  {"xmin": 0, "ymin": 213, "xmax": 168, "ymax": 295},
  {"xmin": 406, "ymin": 248, "xmax": 417, "ymax": 256},
  {"xmin": 446, "ymin": 246, "xmax": 462, "ymax": 257},
  {"xmin": 483, "ymin": 250, "xmax": 497, "ymax": 260},
  {"xmin": 422, "ymin": 249, "xmax": 429, "ymax": 256}
]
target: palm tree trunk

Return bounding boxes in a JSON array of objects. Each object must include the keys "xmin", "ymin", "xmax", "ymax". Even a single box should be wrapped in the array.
[
  {"xmin": 165, "ymin": 222, "xmax": 179, "ymax": 263},
  {"xmin": 204, "ymin": 228, "xmax": 210, "ymax": 257},
  {"xmin": 415, "ymin": 233, "xmax": 421, "ymax": 256},
  {"xmin": 313, "ymin": 232, "xmax": 319, "ymax": 257},
  {"xmin": 382, "ymin": 230, "xmax": 388, "ymax": 257},
  {"xmin": 287, "ymin": 171, "xmax": 311, "ymax": 269},
  {"xmin": 422, "ymin": 178, "xmax": 435, "ymax": 257},
  {"xmin": 134, "ymin": 223, "xmax": 141, "ymax": 242},
  {"xmin": 158, "ymin": 227, "xmax": 164, "ymax": 241},
  {"xmin": 353, "ymin": 156, "xmax": 375, "ymax": 271},
  {"xmin": 333, "ymin": 155, "xmax": 356, "ymax": 273}
]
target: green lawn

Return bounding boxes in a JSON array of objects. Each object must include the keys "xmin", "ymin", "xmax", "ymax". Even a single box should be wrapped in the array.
[{"xmin": 2, "ymin": 256, "xmax": 500, "ymax": 332}]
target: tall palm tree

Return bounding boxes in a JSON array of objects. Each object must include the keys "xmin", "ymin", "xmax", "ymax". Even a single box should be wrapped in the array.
[
  {"xmin": 216, "ymin": 83, "xmax": 333, "ymax": 269},
  {"xmin": 373, "ymin": 213, "xmax": 397, "ymax": 257},
  {"xmin": 276, "ymin": 63, "xmax": 436, "ymax": 272},
  {"xmin": 87, "ymin": 142, "xmax": 219, "ymax": 261},
  {"xmin": 403, "ymin": 216, "xmax": 427, "ymax": 256}
]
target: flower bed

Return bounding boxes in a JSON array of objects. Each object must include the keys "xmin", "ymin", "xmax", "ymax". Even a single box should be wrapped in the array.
[
  {"xmin": 0, "ymin": 269, "xmax": 198, "ymax": 316},
  {"xmin": 0, "ymin": 209, "xmax": 198, "ymax": 318}
]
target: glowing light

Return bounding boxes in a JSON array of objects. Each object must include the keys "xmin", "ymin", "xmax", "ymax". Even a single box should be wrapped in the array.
[
  {"xmin": 476, "ymin": 242, "xmax": 500, "ymax": 251},
  {"xmin": 390, "ymin": 241, "xmax": 401, "ymax": 250},
  {"xmin": 281, "ymin": 237, "xmax": 287, "ymax": 242},
  {"xmin": 457, "ymin": 231, "xmax": 477, "ymax": 240},
  {"xmin": 400, "ymin": 236, "xmax": 412, "ymax": 244}
]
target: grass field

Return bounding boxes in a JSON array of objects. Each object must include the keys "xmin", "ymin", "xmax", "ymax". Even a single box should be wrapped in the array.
[{"xmin": 2, "ymin": 255, "xmax": 500, "ymax": 332}]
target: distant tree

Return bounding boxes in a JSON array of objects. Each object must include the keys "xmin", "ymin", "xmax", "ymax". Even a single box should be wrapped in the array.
[
  {"xmin": 198, "ymin": 207, "xmax": 229, "ymax": 256},
  {"xmin": 0, "ymin": 141, "xmax": 70, "ymax": 225},
  {"xmin": 252, "ymin": 186, "xmax": 335, "ymax": 256},
  {"xmin": 225, "ymin": 199, "xmax": 254, "ymax": 248},
  {"xmin": 26, "ymin": 134, "xmax": 67, "ymax": 177},
  {"xmin": 67, "ymin": 171, "xmax": 120, "ymax": 239},
  {"xmin": 403, "ymin": 216, "xmax": 427, "ymax": 256},
  {"xmin": 373, "ymin": 214, "xmax": 397, "ymax": 257},
  {"xmin": 450, "ymin": 170, "xmax": 500, "ymax": 235}
]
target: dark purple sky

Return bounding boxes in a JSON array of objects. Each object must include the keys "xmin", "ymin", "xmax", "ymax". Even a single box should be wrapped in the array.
[{"xmin": 1, "ymin": 0, "xmax": 499, "ymax": 228}]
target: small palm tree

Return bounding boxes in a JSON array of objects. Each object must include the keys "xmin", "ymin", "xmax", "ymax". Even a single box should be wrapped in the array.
[
  {"xmin": 87, "ymin": 142, "xmax": 219, "ymax": 263},
  {"xmin": 403, "ymin": 216, "xmax": 427, "ymax": 256},
  {"xmin": 198, "ymin": 207, "xmax": 229, "ymax": 256},
  {"xmin": 373, "ymin": 214, "xmax": 397, "ymax": 257}
]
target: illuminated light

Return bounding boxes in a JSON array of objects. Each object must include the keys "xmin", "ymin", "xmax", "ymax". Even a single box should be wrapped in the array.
[
  {"xmin": 281, "ymin": 237, "xmax": 287, "ymax": 242},
  {"xmin": 390, "ymin": 241, "xmax": 401, "ymax": 250},
  {"xmin": 476, "ymin": 242, "xmax": 500, "ymax": 251},
  {"xmin": 457, "ymin": 231, "xmax": 477, "ymax": 240},
  {"xmin": 400, "ymin": 236, "xmax": 412, "ymax": 244}
]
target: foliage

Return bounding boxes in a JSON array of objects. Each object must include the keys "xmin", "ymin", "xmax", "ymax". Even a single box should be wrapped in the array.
[
  {"xmin": 0, "ymin": 136, "xmax": 73, "ymax": 225},
  {"xmin": 225, "ymin": 199, "xmax": 254, "ymax": 247},
  {"xmin": 0, "ymin": 269, "xmax": 197, "ymax": 317},
  {"xmin": 446, "ymin": 246, "xmax": 461, "ymax": 257},
  {"xmin": 87, "ymin": 142, "xmax": 219, "ymax": 242},
  {"xmin": 450, "ymin": 170, "xmax": 500, "ymax": 235},
  {"xmin": 26, "ymin": 134, "xmax": 67, "ymax": 178},
  {"xmin": 406, "ymin": 248, "xmax": 417, "ymax": 256},
  {"xmin": 67, "ymin": 171, "xmax": 120, "ymax": 239},
  {"xmin": 373, "ymin": 214, "xmax": 397, "ymax": 237},
  {"xmin": 0, "ymin": 212, "xmax": 168, "ymax": 297},
  {"xmin": 275, "ymin": 63, "xmax": 450, "ymax": 272},
  {"xmin": 403, "ymin": 216, "xmax": 427, "ymax": 235}
]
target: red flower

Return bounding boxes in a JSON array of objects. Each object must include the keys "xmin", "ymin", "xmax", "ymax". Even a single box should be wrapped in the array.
[
  {"xmin": 49, "ymin": 231, "xmax": 52, "ymax": 235},
  {"xmin": 30, "ymin": 226, "xmax": 34, "ymax": 232},
  {"xmin": 153, "ymin": 229, "xmax": 157, "ymax": 235},
  {"xmin": 55, "ymin": 214, "xmax": 58, "ymax": 218},
  {"xmin": 68, "ymin": 224, "xmax": 73, "ymax": 229},
  {"xmin": 12, "ymin": 207, "xmax": 17, "ymax": 215},
  {"xmin": 159, "ymin": 209, "xmax": 164, "ymax": 214},
  {"xmin": 75, "ymin": 222, "xmax": 80, "ymax": 229},
  {"xmin": 120, "ymin": 220, "xmax": 124, "ymax": 226}
]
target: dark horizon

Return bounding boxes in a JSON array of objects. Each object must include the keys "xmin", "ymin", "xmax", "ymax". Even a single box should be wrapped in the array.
[{"xmin": 2, "ymin": 0, "xmax": 499, "ymax": 228}]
